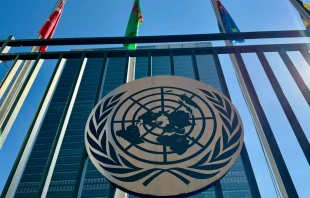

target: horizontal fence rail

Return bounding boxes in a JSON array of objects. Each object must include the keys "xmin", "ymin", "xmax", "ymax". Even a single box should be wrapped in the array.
[
  {"xmin": 1, "ymin": 30, "xmax": 310, "ymax": 47},
  {"xmin": 1, "ymin": 44, "xmax": 310, "ymax": 61},
  {"xmin": 1, "ymin": 30, "xmax": 310, "ymax": 198}
]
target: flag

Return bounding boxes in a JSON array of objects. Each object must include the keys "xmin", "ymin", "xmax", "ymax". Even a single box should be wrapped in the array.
[
  {"xmin": 297, "ymin": 0, "xmax": 310, "ymax": 15},
  {"xmin": 38, "ymin": 1, "xmax": 65, "ymax": 52},
  {"xmin": 301, "ymin": 14, "xmax": 310, "ymax": 30},
  {"xmin": 216, "ymin": 0, "xmax": 244, "ymax": 44},
  {"xmin": 124, "ymin": 0, "xmax": 143, "ymax": 50},
  {"xmin": 296, "ymin": 0, "xmax": 310, "ymax": 30}
]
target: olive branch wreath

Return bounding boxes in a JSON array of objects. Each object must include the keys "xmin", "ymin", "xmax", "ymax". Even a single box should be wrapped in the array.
[{"xmin": 86, "ymin": 89, "xmax": 242, "ymax": 187}]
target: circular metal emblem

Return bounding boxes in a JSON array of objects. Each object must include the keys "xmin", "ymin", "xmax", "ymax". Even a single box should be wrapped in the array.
[{"xmin": 85, "ymin": 76, "xmax": 244, "ymax": 197}]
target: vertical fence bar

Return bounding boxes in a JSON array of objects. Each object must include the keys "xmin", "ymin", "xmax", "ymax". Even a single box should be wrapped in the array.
[
  {"xmin": 212, "ymin": 50, "xmax": 230, "ymax": 97},
  {"xmin": 0, "ymin": 57, "xmax": 42, "ymax": 127},
  {"xmin": 212, "ymin": 49, "xmax": 260, "ymax": 198},
  {"xmin": 110, "ymin": 51, "xmax": 130, "ymax": 198},
  {"xmin": 0, "ymin": 55, "xmax": 23, "ymax": 99},
  {"xmin": 0, "ymin": 35, "xmax": 14, "ymax": 56},
  {"xmin": 148, "ymin": 51, "xmax": 152, "ymax": 77},
  {"xmin": 193, "ymin": 50, "xmax": 223, "ymax": 197},
  {"xmin": 0, "ymin": 54, "xmax": 42, "ymax": 113},
  {"xmin": 278, "ymin": 49, "xmax": 310, "ymax": 107},
  {"xmin": 214, "ymin": 182, "xmax": 224, "ymax": 198},
  {"xmin": 1, "ymin": 54, "xmax": 67, "ymax": 198},
  {"xmin": 234, "ymin": 49, "xmax": 298, "ymax": 198},
  {"xmin": 0, "ymin": 35, "xmax": 42, "ymax": 141},
  {"xmin": 0, "ymin": 35, "xmax": 15, "ymax": 94},
  {"xmin": 298, "ymin": 47, "xmax": 310, "ymax": 67},
  {"xmin": 123, "ymin": 52, "xmax": 130, "ymax": 84},
  {"xmin": 77, "ymin": 158, "xmax": 89, "ymax": 198},
  {"xmin": 109, "ymin": 184, "xmax": 117, "ymax": 198},
  {"xmin": 170, "ymin": 51, "xmax": 175, "ymax": 76},
  {"xmin": 230, "ymin": 49, "xmax": 287, "ymax": 197},
  {"xmin": 257, "ymin": 49, "xmax": 310, "ymax": 165},
  {"xmin": 40, "ymin": 54, "xmax": 88, "ymax": 198},
  {"xmin": 240, "ymin": 146, "xmax": 261, "ymax": 198},
  {"xmin": 73, "ymin": 53, "xmax": 109, "ymax": 198},
  {"xmin": 191, "ymin": 50, "xmax": 200, "ymax": 81},
  {"xmin": 0, "ymin": 55, "xmax": 43, "ymax": 149}
]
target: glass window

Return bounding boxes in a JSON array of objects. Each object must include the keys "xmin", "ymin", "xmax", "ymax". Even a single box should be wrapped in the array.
[
  {"xmin": 135, "ymin": 57, "xmax": 148, "ymax": 79},
  {"xmin": 152, "ymin": 56, "xmax": 171, "ymax": 76},
  {"xmin": 196, "ymin": 54, "xmax": 222, "ymax": 92},
  {"xmin": 174, "ymin": 55, "xmax": 195, "ymax": 79}
]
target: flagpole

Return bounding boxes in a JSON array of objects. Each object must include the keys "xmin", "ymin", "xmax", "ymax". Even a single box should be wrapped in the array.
[
  {"xmin": 0, "ymin": 35, "xmax": 44, "ymax": 150},
  {"xmin": 127, "ymin": 57, "xmax": 136, "ymax": 82},
  {"xmin": 0, "ymin": 0, "xmax": 65, "ymax": 149},
  {"xmin": 0, "ymin": 36, "xmax": 41, "ymax": 100},
  {"xmin": 0, "ymin": 0, "xmax": 65, "ymax": 99},
  {"xmin": 53, "ymin": 0, "xmax": 66, "ymax": 10},
  {"xmin": 210, "ymin": 0, "xmax": 288, "ymax": 197},
  {"xmin": 289, "ymin": 0, "xmax": 310, "ymax": 24},
  {"xmin": 0, "ymin": 1, "xmax": 67, "ymax": 196},
  {"xmin": 110, "ymin": 1, "xmax": 138, "ymax": 197}
]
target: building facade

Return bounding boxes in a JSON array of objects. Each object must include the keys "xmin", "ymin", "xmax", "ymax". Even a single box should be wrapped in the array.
[{"xmin": 9, "ymin": 42, "xmax": 253, "ymax": 198}]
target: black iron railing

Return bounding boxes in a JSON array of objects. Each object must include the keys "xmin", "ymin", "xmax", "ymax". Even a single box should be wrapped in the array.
[{"xmin": 1, "ymin": 30, "xmax": 310, "ymax": 198}]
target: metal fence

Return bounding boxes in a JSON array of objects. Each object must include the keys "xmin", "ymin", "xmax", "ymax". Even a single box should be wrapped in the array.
[{"xmin": 0, "ymin": 30, "xmax": 309, "ymax": 198}]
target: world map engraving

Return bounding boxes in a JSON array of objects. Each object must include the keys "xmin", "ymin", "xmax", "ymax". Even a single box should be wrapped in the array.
[
  {"xmin": 111, "ymin": 87, "xmax": 216, "ymax": 165},
  {"xmin": 117, "ymin": 93, "xmax": 197, "ymax": 155}
]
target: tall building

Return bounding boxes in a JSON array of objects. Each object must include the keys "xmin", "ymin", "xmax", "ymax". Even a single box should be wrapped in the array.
[{"xmin": 6, "ymin": 42, "xmax": 253, "ymax": 198}]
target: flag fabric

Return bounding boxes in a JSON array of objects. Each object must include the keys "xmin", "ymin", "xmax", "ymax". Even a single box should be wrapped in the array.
[
  {"xmin": 216, "ymin": 0, "xmax": 244, "ymax": 44},
  {"xmin": 297, "ymin": 0, "xmax": 310, "ymax": 15},
  {"xmin": 38, "ymin": 1, "xmax": 65, "ymax": 52},
  {"xmin": 296, "ymin": 0, "xmax": 310, "ymax": 30},
  {"xmin": 301, "ymin": 14, "xmax": 310, "ymax": 30},
  {"xmin": 124, "ymin": 0, "xmax": 143, "ymax": 50}
]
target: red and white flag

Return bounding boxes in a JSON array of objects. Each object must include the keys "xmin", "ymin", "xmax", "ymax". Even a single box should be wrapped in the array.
[{"xmin": 38, "ymin": 0, "xmax": 65, "ymax": 52}]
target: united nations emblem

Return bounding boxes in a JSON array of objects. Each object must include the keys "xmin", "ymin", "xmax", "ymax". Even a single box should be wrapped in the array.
[{"xmin": 85, "ymin": 76, "xmax": 244, "ymax": 197}]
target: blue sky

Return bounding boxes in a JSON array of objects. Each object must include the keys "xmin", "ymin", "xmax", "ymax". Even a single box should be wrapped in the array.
[{"xmin": 0, "ymin": 0, "xmax": 310, "ymax": 197}]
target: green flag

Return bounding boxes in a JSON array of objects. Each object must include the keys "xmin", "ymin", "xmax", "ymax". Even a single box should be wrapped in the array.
[{"xmin": 124, "ymin": 0, "xmax": 143, "ymax": 50}]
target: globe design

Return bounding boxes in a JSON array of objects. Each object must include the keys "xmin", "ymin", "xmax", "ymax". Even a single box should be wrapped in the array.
[
  {"xmin": 86, "ymin": 76, "xmax": 244, "ymax": 197},
  {"xmin": 111, "ymin": 86, "xmax": 217, "ymax": 165}
]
